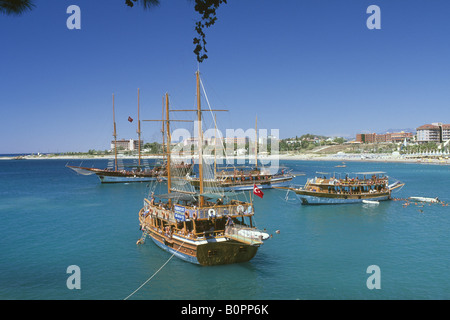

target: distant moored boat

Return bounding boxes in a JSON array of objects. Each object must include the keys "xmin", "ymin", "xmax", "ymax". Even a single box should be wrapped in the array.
[{"xmin": 277, "ymin": 171, "xmax": 405, "ymax": 205}]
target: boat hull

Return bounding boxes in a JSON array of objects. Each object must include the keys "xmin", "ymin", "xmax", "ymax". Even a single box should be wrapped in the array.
[
  {"xmin": 362, "ymin": 200, "xmax": 379, "ymax": 205},
  {"xmin": 294, "ymin": 190, "xmax": 390, "ymax": 205},
  {"xmin": 408, "ymin": 196, "xmax": 440, "ymax": 203},
  {"xmin": 189, "ymin": 175, "xmax": 293, "ymax": 191},
  {"xmin": 226, "ymin": 176, "xmax": 291, "ymax": 191},
  {"xmin": 146, "ymin": 227, "xmax": 259, "ymax": 266},
  {"xmin": 67, "ymin": 165, "xmax": 160, "ymax": 183},
  {"xmin": 97, "ymin": 173, "xmax": 158, "ymax": 183}
]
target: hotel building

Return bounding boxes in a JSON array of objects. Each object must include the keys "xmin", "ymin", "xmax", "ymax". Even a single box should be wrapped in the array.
[
  {"xmin": 416, "ymin": 122, "xmax": 450, "ymax": 144},
  {"xmin": 356, "ymin": 131, "xmax": 413, "ymax": 144},
  {"xmin": 110, "ymin": 139, "xmax": 143, "ymax": 151}
]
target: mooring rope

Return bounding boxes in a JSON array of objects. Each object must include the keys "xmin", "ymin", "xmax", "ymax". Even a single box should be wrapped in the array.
[{"xmin": 124, "ymin": 236, "xmax": 187, "ymax": 300}]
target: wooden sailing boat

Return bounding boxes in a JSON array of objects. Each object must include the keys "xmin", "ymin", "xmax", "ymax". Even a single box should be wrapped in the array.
[
  {"xmin": 67, "ymin": 90, "xmax": 180, "ymax": 183},
  {"xmin": 186, "ymin": 114, "xmax": 294, "ymax": 191},
  {"xmin": 278, "ymin": 171, "xmax": 405, "ymax": 205},
  {"xmin": 137, "ymin": 72, "xmax": 269, "ymax": 265}
]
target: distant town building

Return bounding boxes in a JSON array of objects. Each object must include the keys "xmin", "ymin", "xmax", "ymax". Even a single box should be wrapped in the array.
[
  {"xmin": 111, "ymin": 139, "xmax": 143, "ymax": 151},
  {"xmin": 224, "ymin": 137, "xmax": 250, "ymax": 145},
  {"xmin": 181, "ymin": 137, "xmax": 251, "ymax": 147},
  {"xmin": 182, "ymin": 137, "xmax": 200, "ymax": 147},
  {"xmin": 356, "ymin": 133, "xmax": 374, "ymax": 143},
  {"xmin": 356, "ymin": 133, "xmax": 387, "ymax": 143},
  {"xmin": 375, "ymin": 133, "xmax": 392, "ymax": 143},
  {"xmin": 390, "ymin": 131, "xmax": 414, "ymax": 143},
  {"xmin": 442, "ymin": 124, "xmax": 450, "ymax": 142},
  {"xmin": 416, "ymin": 122, "xmax": 450, "ymax": 144},
  {"xmin": 356, "ymin": 131, "xmax": 413, "ymax": 144}
]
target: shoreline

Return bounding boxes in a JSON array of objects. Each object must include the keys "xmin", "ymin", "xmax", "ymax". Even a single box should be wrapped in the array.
[{"xmin": 2, "ymin": 153, "xmax": 449, "ymax": 165}]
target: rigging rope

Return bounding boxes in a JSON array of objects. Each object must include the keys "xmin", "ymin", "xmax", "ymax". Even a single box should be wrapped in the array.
[
  {"xmin": 200, "ymin": 77, "xmax": 228, "ymax": 157},
  {"xmin": 124, "ymin": 237, "xmax": 188, "ymax": 300},
  {"xmin": 199, "ymin": 77, "xmax": 251, "ymax": 203}
]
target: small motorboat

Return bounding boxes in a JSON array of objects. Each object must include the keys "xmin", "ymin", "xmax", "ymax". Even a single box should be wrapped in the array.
[
  {"xmin": 408, "ymin": 197, "xmax": 440, "ymax": 203},
  {"xmin": 362, "ymin": 200, "xmax": 379, "ymax": 205}
]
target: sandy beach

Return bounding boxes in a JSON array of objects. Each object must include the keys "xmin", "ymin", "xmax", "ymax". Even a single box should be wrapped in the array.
[{"xmin": 2, "ymin": 152, "xmax": 449, "ymax": 165}]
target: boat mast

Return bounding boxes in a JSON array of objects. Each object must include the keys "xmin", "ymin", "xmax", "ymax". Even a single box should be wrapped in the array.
[
  {"xmin": 137, "ymin": 88, "xmax": 141, "ymax": 167},
  {"xmin": 161, "ymin": 96, "xmax": 165, "ymax": 156},
  {"xmin": 143, "ymin": 93, "xmax": 192, "ymax": 195},
  {"xmin": 113, "ymin": 93, "xmax": 118, "ymax": 171},
  {"xmin": 255, "ymin": 115, "xmax": 258, "ymax": 169},
  {"xmin": 165, "ymin": 93, "xmax": 172, "ymax": 198},
  {"xmin": 214, "ymin": 113, "xmax": 217, "ymax": 176},
  {"xmin": 196, "ymin": 71, "xmax": 204, "ymax": 207}
]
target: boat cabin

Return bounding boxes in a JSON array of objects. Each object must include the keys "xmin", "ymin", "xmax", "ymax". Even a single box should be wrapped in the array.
[
  {"xmin": 304, "ymin": 171, "xmax": 389, "ymax": 195},
  {"xmin": 140, "ymin": 192, "xmax": 255, "ymax": 241}
]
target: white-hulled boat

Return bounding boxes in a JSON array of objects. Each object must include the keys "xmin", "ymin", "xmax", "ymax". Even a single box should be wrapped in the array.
[
  {"xmin": 409, "ymin": 196, "xmax": 440, "ymax": 203},
  {"xmin": 362, "ymin": 199, "xmax": 379, "ymax": 205}
]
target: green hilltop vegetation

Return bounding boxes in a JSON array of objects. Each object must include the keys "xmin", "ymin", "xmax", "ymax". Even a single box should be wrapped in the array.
[
  {"xmin": 40, "ymin": 134, "xmax": 444, "ymax": 157},
  {"xmin": 279, "ymin": 134, "xmax": 346, "ymax": 152}
]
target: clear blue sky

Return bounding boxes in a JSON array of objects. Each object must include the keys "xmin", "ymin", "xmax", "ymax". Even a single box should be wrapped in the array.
[{"xmin": 2, "ymin": 0, "xmax": 450, "ymax": 153}]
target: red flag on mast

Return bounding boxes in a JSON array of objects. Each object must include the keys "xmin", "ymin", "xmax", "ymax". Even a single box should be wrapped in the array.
[
  {"xmin": 253, "ymin": 184, "xmax": 264, "ymax": 198},
  {"xmin": 128, "ymin": 116, "xmax": 133, "ymax": 122}
]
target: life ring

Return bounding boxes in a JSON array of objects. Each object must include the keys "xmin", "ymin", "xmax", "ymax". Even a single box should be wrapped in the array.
[
  {"xmin": 208, "ymin": 208, "xmax": 216, "ymax": 218},
  {"xmin": 185, "ymin": 212, "xmax": 189, "ymax": 220},
  {"xmin": 237, "ymin": 205, "xmax": 244, "ymax": 213},
  {"xmin": 192, "ymin": 212, "xmax": 197, "ymax": 220}
]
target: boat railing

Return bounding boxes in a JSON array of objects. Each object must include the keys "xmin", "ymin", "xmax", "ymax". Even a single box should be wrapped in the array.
[
  {"xmin": 286, "ymin": 183, "xmax": 304, "ymax": 191},
  {"xmin": 141, "ymin": 205, "xmax": 178, "ymax": 224},
  {"xmin": 193, "ymin": 203, "xmax": 253, "ymax": 220},
  {"xmin": 310, "ymin": 177, "xmax": 389, "ymax": 187},
  {"xmin": 142, "ymin": 201, "xmax": 253, "ymax": 222},
  {"xmin": 225, "ymin": 224, "xmax": 263, "ymax": 246},
  {"xmin": 221, "ymin": 175, "xmax": 272, "ymax": 184},
  {"xmin": 193, "ymin": 229, "xmax": 225, "ymax": 238}
]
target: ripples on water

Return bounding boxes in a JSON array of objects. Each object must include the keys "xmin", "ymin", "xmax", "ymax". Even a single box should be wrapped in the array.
[{"xmin": 0, "ymin": 159, "xmax": 449, "ymax": 299}]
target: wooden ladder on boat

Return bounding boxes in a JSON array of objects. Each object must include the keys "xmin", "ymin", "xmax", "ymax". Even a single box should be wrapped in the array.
[{"xmin": 136, "ymin": 231, "xmax": 148, "ymax": 245}]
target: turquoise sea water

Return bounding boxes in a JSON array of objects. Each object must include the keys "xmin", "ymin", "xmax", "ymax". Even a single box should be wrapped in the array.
[{"xmin": 0, "ymin": 159, "xmax": 449, "ymax": 300}]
